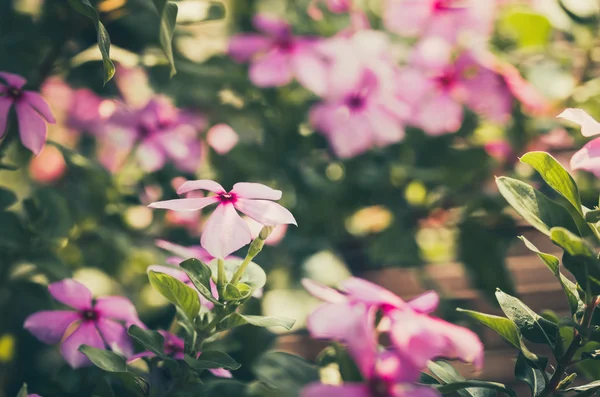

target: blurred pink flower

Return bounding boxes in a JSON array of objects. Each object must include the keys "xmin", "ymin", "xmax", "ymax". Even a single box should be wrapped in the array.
[
  {"xmin": 0, "ymin": 72, "xmax": 56, "ymax": 155},
  {"xmin": 149, "ymin": 181, "xmax": 296, "ymax": 258},
  {"xmin": 24, "ymin": 279, "xmax": 143, "ymax": 368},
  {"xmin": 228, "ymin": 14, "xmax": 327, "ymax": 95},
  {"xmin": 558, "ymin": 108, "xmax": 600, "ymax": 177},
  {"xmin": 29, "ymin": 144, "xmax": 67, "ymax": 183},
  {"xmin": 310, "ymin": 31, "xmax": 408, "ymax": 157},
  {"xmin": 308, "ymin": 0, "xmax": 352, "ymax": 20},
  {"xmin": 245, "ymin": 217, "xmax": 288, "ymax": 245},
  {"xmin": 383, "ymin": 0, "xmax": 496, "ymax": 45},
  {"xmin": 99, "ymin": 97, "xmax": 205, "ymax": 173},
  {"xmin": 206, "ymin": 123, "xmax": 239, "ymax": 154},
  {"xmin": 484, "ymin": 140, "xmax": 513, "ymax": 164}
]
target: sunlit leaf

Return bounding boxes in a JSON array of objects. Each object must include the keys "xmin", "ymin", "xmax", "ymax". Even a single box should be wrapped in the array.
[{"xmin": 148, "ymin": 270, "xmax": 200, "ymax": 320}]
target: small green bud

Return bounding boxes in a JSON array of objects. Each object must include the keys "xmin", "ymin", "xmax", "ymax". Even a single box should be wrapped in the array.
[{"xmin": 259, "ymin": 226, "xmax": 275, "ymax": 240}]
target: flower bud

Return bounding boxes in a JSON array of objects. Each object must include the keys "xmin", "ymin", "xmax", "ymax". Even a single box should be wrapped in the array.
[{"xmin": 259, "ymin": 226, "xmax": 275, "ymax": 240}]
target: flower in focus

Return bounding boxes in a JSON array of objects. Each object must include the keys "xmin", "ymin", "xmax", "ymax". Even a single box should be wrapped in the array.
[
  {"xmin": 383, "ymin": 0, "xmax": 496, "ymax": 45},
  {"xmin": 0, "ymin": 72, "xmax": 56, "ymax": 155},
  {"xmin": 558, "ymin": 108, "xmax": 600, "ymax": 176},
  {"xmin": 98, "ymin": 96, "xmax": 206, "ymax": 173},
  {"xmin": 206, "ymin": 123, "xmax": 239, "ymax": 155},
  {"xmin": 149, "ymin": 181, "xmax": 297, "ymax": 258},
  {"xmin": 310, "ymin": 31, "xmax": 408, "ymax": 157},
  {"xmin": 228, "ymin": 14, "xmax": 327, "ymax": 95},
  {"xmin": 24, "ymin": 279, "xmax": 143, "ymax": 368}
]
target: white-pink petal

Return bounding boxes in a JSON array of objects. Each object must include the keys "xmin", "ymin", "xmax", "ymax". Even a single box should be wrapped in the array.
[
  {"xmin": 177, "ymin": 179, "xmax": 226, "ymax": 195},
  {"xmin": 231, "ymin": 182, "xmax": 282, "ymax": 200},
  {"xmin": 557, "ymin": 108, "xmax": 600, "ymax": 137},
  {"xmin": 148, "ymin": 196, "xmax": 219, "ymax": 212},
  {"xmin": 234, "ymin": 198, "xmax": 297, "ymax": 226},
  {"xmin": 570, "ymin": 137, "xmax": 600, "ymax": 177},
  {"xmin": 201, "ymin": 203, "xmax": 252, "ymax": 259},
  {"xmin": 48, "ymin": 279, "xmax": 93, "ymax": 311},
  {"xmin": 206, "ymin": 124, "xmax": 239, "ymax": 155},
  {"xmin": 301, "ymin": 279, "xmax": 346, "ymax": 303}
]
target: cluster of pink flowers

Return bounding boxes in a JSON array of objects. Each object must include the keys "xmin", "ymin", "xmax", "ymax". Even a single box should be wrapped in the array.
[
  {"xmin": 228, "ymin": 4, "xmax": 548, "ymax": 158},
  {"xmin": 302, "ymin": 277, "xmax": 483, "ymax": 397}
]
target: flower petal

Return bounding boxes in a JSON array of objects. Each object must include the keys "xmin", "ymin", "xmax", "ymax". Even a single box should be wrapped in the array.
[
  {"xmin": 249, "ymin": 50, "xmax": 294, "ymax": 87},
  {"xmin": 234, "ymin": 199, "xmax": 297, "ymax": 226},
  {"xmin": 342, "ymin": 277, "xmax": 405, "ymax": 308},
  {"xmin": 147, "ymin": 265, "xmax": 190, "ymax": 284},
  {"xmin": 0, "ymin": 97, "xmax": 13, "ymax": 139},
  {"xmin": 558, "ymin": 108, "xmax": 600, "ymax": 137},
  {"xmin": 417, "ymin": 93, "xmax": 463, "ymax": 136},
  {"xmin": 383, "ymin": 0, "xmax": 433, "ymax": 36},
  {"xmin": 301, "ymin": 383, "xmax": 369, "ymax": 397},
  {"xmin": 95, "ymin": 296, "xmax": 141, "ymax": 326},
  {"xmin": 570, "ymin": 137, "xmax": 600, "ymax": 177},
  {"xmin": 177, "ymin": 179, "xmax": 226, "ymax": 195},
  {"xmin": 231, "ymin": 182, "xmax": 282, "ymax": 200},
  {"xmin": 292, "ymin": 49, "xmax": 328, "ymax": 97},
  {"xmin": 156, "ymin": 239, "xmax": 214, "ymax": 262},
  {"xmin": 136, "ymin": 140, "xmax": 166, "ymax": 172},
  {"xmin": 407, "ymin": 291, "xmax": 439, "ymax": 314},
  {"xmin": 0, "ymin": 72, "xmax": 27, "ymax": 89},
  {"xmin": 23, "ymin": 91, "xmax": 56, "ymax": 123},
  {"xmin": 207, "ymin": 124, "xmax": 239, "ymax": 155},
  {"xmin": 60, "ymin": 322, "xmax": 105, "ymax": 368},
  {"xmin": 48, "ymin": 279, "xmax": 93, "ymax": 311},
  {"xmin": 228, "ymin": 34, "xmax": 272, "ymax": 62},
  {"xmin": 24, "ymin": 310, "xmax": 80, "ymax": 344},
  {"xmin": 15, "ymin": 101, "xmax": 48, "ymax": 155},
  {"xmin": 208, "ymin": 368, "xmax": 233, "ymax": 378},
  {"xmin": 148, "ymin": 196, "xmax": 219, "ymax": 212},
  {"xmin": 201, "ymin": 203, "xmax": 252, "ymax": 259},
  {"xmin": 301, "ymin": 279, "xmax": 346, "ymax": 303},
  {"xmin": 97, "ymin": 318, "xmax": 134, "ymax": 357},
  {"xmin": 252, "ymin": 14, "xmax": 291, "ymax": 37}
]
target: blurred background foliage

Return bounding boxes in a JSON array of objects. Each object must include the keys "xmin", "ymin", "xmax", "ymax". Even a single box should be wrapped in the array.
[{"xmin": 3, "ymin": 0, "xmax": 600, "ymax": 395}]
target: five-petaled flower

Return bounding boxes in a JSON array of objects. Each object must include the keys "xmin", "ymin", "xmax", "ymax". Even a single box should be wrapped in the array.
[
  {"xmin": 24, "ymin": 279, "xmax": 143, "ymax": 368},
  {"xmin": 0, "ymin": 72, "xmax": 56, "ymax": 155},
  {"xmin": 148, "ymin": 180, "xmax": 297, "ymax": 259}
]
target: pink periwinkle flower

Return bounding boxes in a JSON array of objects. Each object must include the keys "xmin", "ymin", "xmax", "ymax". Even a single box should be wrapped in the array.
[
  {"xmin": 383, "ymin": 0, "xmax": 496, "ymax": 45},
  {"xmin": 228, "ymin": 14, "xmax": 327, "ymax": 95},
  {"xmin": 310, "ymin": 31, "xmax": 409, "ymax": 157},
  {"xmin": 24, "ymin": 279, "xmax": 143, "ymax": 368},
  {"xmin": 399, "ymin": 50, "xmax": 512, "ymax": 135},
  {"xmin": 149, "ymin": 180, "xmax": 297, "ymax": 258},
  {"xmin": 558, "ymin": 108, "xmax": 600, "ymax": 176},
  {"xmin": 98, "ymin": 96, "xmax": 205, "ymax": 173},
  {"xmin": 0, "ymin": 72, "xmax": 56, "ymax": 155},
  {"xmin": 206, "ymin": 123, "xmax": 239, "ymax": 155},
  {"xmin": 304, "ymin": 277, "xmax": 484, "ymax": 371}
]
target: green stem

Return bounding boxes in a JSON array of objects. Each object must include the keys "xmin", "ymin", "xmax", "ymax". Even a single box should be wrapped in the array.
[
  {"xmin": 217, "ymin": 259, "xmax": 226, "ymax": 298},
  {"xmin": 230, "ymin": 255, "xmax": 252, "ymax": 285}
]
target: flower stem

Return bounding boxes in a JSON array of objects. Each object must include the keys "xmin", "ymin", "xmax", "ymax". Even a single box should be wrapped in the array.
[
  {"xmin": 230, "ymin": 256, "xmax": 252, "ymax": 285},
  {"xmin": 217, "ymin": 259, "xmax": 226, "ymax": 298}
]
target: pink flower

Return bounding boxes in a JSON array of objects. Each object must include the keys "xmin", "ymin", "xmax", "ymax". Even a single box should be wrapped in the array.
[
  {"xmin": 206, "ymin": 124, "xmax": 239, "ymax": 155},
  {"xmin": 149, "ymin": 180, "xmax": 297, "ymax": 258},
  {"xmin": 0, "ymin": 72, "xmax": 56, "ymax": 155},
  {"xmin": 400, "ymin": 50, "xmax": 512, "ymax": 135},
  {"xmin": 245, "ymin": 217, "xmax": 288, "ymax": 246},
  {"xmin": 304, "ymin": 277, "xmax": 484, "ymax": 370},
  {"xmin": 228, "ymin": 14, "xmax": 327, "ymax": 95},
  {"xmin": 383, "ymin": 0, "xmax": 496, "ymax": 45},
  {"xmin": 308, "ymin": 0, "xmax": 352, "ymax": 20},
  {"xmin": 309, "ymin": 31, "xmax": 408, "ymax": 157},
  {"xmin": 98, "ymin": 96, "xmax": 205, "ymax": 173},
  {"xmin": 558, "ymin": 108, "xmax": 600, "ymax": 176},
  {"xmin": 128, "ymin": 330, "xmax": 232, "ymax": 377},
  {"xmin": 24, "ymin": 279, "xmax": 143, "ymax": 368}
]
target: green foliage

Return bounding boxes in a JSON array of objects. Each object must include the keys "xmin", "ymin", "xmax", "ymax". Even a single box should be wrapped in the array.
[
  {"xmin": 151, "ymin": 0, "xmax": 178, "ymax": 77},
  {"xmin": 428, "ymin": 361, "xmax": 514, "ymax": 397},
  {"xmin": 127, "ymin": 325, "xmax": 168, "ymax": 359},
  {"xmin": 219, "ymin": 313, "xmax": 295, "ymax": 331},
  {"xmin": 514, "ymin": 354, "xmax": 546, "ymax": 397},
  {"xmin": 184, "ymin": 351, "xmax": 241, "ymax": 370},
  {"xmin": 180, "ymin": 258, "xmax": 222, "ymax": 306},
  {"xmin": 252, "ymin": 352, "xmax": 319, "ymax": 397},
  {"xmin": 148, "ymin": 270, "xmax": 201, "ymax": 320},
  {"xmin": 78, "ymin": 345, "xmax": 127, "ymax": 372},
  {"xmin": 207, "ymin": 259, "xmax": 267, "ymax": 292}
]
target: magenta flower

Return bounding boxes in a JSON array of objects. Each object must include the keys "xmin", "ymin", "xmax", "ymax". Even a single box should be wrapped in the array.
[
  {"xmin": 558, "ymin": 108, "xmax": 600, "ymax": 177},
  {"xmin": 149, "ymin": 180, "xmax": 297, "ymax": 258},
  {"xmin": 228, "ymin": 14, "xmax": 327, "ymax": 95},
  {"xmin": 0, "ymin": 72, "xmax": 56, "ymax": 155},
  {"xmin": 309, "ymin": 31, "xmax": 408, "ymax": 157},
  {"xmin": 383, "ymin": 0, "xmax": 496, "ymax": 44},
  {"xmin": 24, "ymin": 279, "xmax": 143, "ymax": 368}
]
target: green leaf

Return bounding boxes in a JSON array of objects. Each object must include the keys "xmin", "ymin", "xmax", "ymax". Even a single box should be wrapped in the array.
[
  {"xmin": 435, "ymin": 381, "xmax": 516, "ymax": 397},
  {"xmin": 78, "ymin": 345, "xmax": 127, "ymax": 372},
  {"xmin": 515, "ymin": 353, "xmax": 546, "ymax": 396},
  {"xmin": 208, "ymin": 258, "xmax": 267, "ymax": 291},
  {"xmin": 148, "ymin": 270, "xmax": 200, "ymax": 320},
  {"xmin": 127, "ymin": 325, "xmax": 167, "ymax": 359},
  {"xmin": 428, "ymin": 361, "xmax": 497, "ymax": 397},
  {"xmin": 202, "ymin": 380, "xmax": 248, "ymax": 397},
  {"xmin": 252, "ymin": 352, "xmax": 319, "ymax": 397},
  {"xmin": 565, "ymin": 380, "xmax": 600, "ymax": 396},
  {"xmin": 180, "ymin": 258, "xmax": 222, "ymax": 306},
  {"xmin": 184, "ymin": 351, "xmax": 241, "ymax": 370},
  {"xmin": 17, "ymin": 383, "xmax": 28, "ymax": 397},
  {"xmin": 496, "ymin": 176, "xmax": 579, "ymax": 236},
  {"xmin": 222, "ymin": 283, "xmax": 252, "ymax": 301},
  {"xmin": 499, "ymin": 8, "xmax": 552, "ymax": 48},
  {"xmin": 219, "ymin": 313, "xmax": 295, "ymax": 331},
  {"xmin": 0, "ymin": 187, "xmax": 16, "ymax": 209},
  {"xmin": 585, "ymin": 209, "xmax": 600, "ymax": 223},
  {"xmin": 496, "ymin": 289, "xmax": 558, "ymax": 348},
  {"xmin": 66, "ymin": 0, "xmax": 115, "ymax": 84},
  {"xmin": 519, "ymin": 236, "xmax": 581, "ymax": 314},
  {"xmin": 152, "ymin": 0, "xmax": 178, "ymax": 77},
  {"xmin": 550, "ymin": 227, "xmax": 600, "ymax": 294}
]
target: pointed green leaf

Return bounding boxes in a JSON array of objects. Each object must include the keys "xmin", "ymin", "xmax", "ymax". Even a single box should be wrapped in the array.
[
  {"xmin": 496, "ymin": 290, "xmax": 558, "ymax": 348},
  {"xmin": 219, "ymin": 312, "xmax": 295, "ymax": 331},
  {"xmin": 515, "ymin": 353, "xmax": 546, "ymax": 396},
  {"xmin": 67, "ymin": 0, "xmax": 115, "ymax": 83},
  {"xmin": 565, "ymin": 380, "xmax": 600, "ymax": 396},
  {"xmin": 252, "ymin": 352, "xmax": 319, "ymax": 396},
  {"xmin": 148, "ymin": 270, "xmax": 200, "ymax": 320},
  {"xmin": 184, "ymin": 351, "xmax": 241, "ymax": 370},
  {"xmin": 519, "ymin": 236, "xmax": 581, "ymax": 314},
  {"xmin": 78, "ymin": 345, "xmax": 127, "ymax": 372},
  {"xmin": 435, "ymin": 381, "xmax": 516, "ymax": 397},
  {"xmin": 222, "ymin": 283, "xmax": 252, "ymax": 301},
  {"xmin": 127, "ymin": 325, "xmax": 168, "ymax": 359},
  {"xmin": 152, "ymin": 0, "xmax": 178, "ymax": 77},
  {"xmin": 17, "ymin": 384, "xmax": 28, "ymax": 397},
  {"xmin": 428, "ymin": 361, "xmax": 496, "ymax": 397},
  {"xmin": 180, "ymin": 258, "xmax": 222, "ymax": 306},
  {"xmin": 496, "ymin": 176, "xmax": 578, "ymax": 236}
]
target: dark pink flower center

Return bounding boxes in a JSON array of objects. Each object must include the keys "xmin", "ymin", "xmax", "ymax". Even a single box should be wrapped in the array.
[
  {"xmin": 345, "ymin": 93, "xmax": 367, "ymax": 111},
  {"xmin": 435, "ymin": 70, "xmax": 457, "ymax": 91},
  {"xmin": 368, "ymin": 377, "xmax": 392, "ymax": 397},
  {"xmin": 218, "ymin": 192, "xmax": 237, "ymax": 204},
  {"xmin": 6, "ymin": 87, "xmax": 23, "ymax": 100},
  {"xmin": 81, "ymin": 309, "xmax": 99, "ymax": 322},
  {"xmin": 164, "ymin": 341, "xmax": 183, "ymax": 356},
  {"xmin": 433, "ymin": 0, "xmax": 465, "ymax": 11},
  {"xmin": 275, "ymin": 37, "xmax": 296, "ymax": 52}
]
